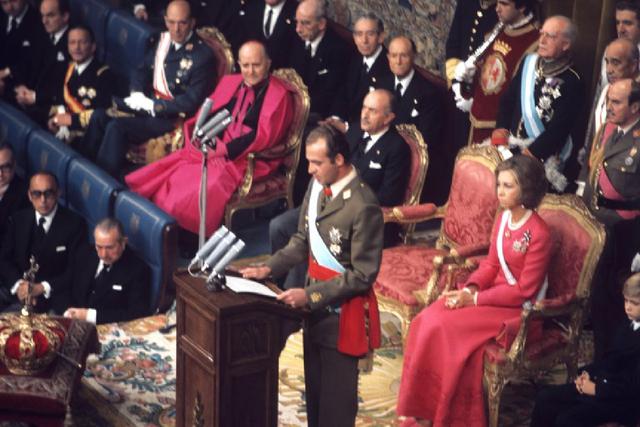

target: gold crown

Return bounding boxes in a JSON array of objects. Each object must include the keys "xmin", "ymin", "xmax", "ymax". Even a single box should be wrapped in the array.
[
  {"xmin": 0, "ymin": 313, "xmax": 66, "ymax": 376},
  {"xmin": 493, "ymin": 40, "xmax": 512, "ymax": 57}
]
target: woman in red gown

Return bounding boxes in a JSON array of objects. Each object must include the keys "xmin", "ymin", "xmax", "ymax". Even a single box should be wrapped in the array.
[{"xmin": 397, "ymin": 155, "xmax": 552, "ymax": 427}]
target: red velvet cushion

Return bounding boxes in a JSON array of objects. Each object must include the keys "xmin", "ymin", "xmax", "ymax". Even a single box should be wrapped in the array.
[
  {"xmin": 0, "ymin": 318, "xmax": 99, "ymax": 422},
  {"xmin": 374, "ymin": 245, "xmax": 448, "ymax": 305},
  {"xmin": 443, "ymin": 158, "xmax": 498, "ymax": 246},
  {"xmin": 538, "ymin": 208, "xmax": 591, "ymax": 299}
]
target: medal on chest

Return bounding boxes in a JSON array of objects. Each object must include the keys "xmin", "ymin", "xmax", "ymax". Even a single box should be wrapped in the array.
[
  {"xmin": 512, "ymin": 229, "xmax": 531, "ymax": 253},
  {"xmin": 329, "ymin": 227, "xmax": 343, "ymax": 256}
]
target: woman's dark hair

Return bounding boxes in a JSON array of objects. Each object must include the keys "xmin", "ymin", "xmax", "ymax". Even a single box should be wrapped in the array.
[
  {"xmin": 495, "ymin": 155, "xmax": 547, "ymax": 209},
  {"xmin": 306, "ymin": 124, "xmax": 351, "ymax": 163}
]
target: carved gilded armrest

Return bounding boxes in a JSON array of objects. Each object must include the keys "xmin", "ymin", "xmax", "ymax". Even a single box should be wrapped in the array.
[
  {"xmin": 383, "ymin": 203, "xmax": 442, "ymax": 224},
  {"xmin": 237, "ymin": 153, "xmax": 256, "ymax": 198},
  {"xmin": 414, "ymin": 253, "xmax": 479, "ymax": 307}
]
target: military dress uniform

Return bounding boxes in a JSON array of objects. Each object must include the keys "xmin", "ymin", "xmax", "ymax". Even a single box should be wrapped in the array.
[
  {"xmin": 83, "ymin": 31, "xmax": 217, "ymax": 177},
  {"xmin": 266, "ymin": 171, "xmax": 384, "ymax": 427},
  {"xmin": 581, "ymin": 121, "xmax": 640, "ymax": 359}
]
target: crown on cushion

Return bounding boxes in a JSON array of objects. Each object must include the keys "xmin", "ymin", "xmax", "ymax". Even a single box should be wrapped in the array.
[{"xmin": 0, "ymin": 313, "xmax": 66, "ymax": 376}]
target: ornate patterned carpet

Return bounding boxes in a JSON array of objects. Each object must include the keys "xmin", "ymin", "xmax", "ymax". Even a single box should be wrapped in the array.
[{"xmin": 72, "ymin": 308, "xmax": 594, "ymax": 427}]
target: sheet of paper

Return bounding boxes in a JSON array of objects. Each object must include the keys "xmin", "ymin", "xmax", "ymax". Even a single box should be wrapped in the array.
[{"xmin": 225, "ymin": 275, "xmax": 278, "ymax": 298}]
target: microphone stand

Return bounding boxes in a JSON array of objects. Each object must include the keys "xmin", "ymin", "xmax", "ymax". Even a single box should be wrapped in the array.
[{"xmin": 198, "ymin": 142, "xmax": 209, "ymax": 263}]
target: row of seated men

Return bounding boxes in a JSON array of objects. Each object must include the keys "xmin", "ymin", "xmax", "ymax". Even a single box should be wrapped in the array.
[{"xmin": 0, "ymin": 142, "xmax": 150, "ymax": 324}]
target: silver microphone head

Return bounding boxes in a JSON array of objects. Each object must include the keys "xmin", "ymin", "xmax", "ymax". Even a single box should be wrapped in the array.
[
  {"xmin": 210, "ymin": 240, "xmax": 246, "ymax": 277},
  {"xmin": 188, "ymin": 225, "xmax": 229, "ymax": 269},
  {"xmin": 196, "ymin": 108, "xmax": 230, "ymax": 139},
  {"xmin": 202, "ymin": 233, "xmax": 237, "ymax": 272}
]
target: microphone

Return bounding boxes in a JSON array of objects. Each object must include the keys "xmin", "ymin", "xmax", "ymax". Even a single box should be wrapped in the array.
[
  {"xmin": 201, "ymin": 232, "xmax": 237, "ymax": 272},
  {"xmin": 201, "ymin": 114, "xmax": 232, "ymax": 150},
  {"xmin": 187, "ymin": 225, "xmax": 229, "ymax": 270},
  {"xmin": 208, "ymin": 239, "xmax": 246, "ymax": 281},
  {"xmin": 195, "ymin": 108, "xmax": 230, "ymax": 140},
  {"xmin": 192, "ymin": 98, "xmax": 213, "ymax": 141}
]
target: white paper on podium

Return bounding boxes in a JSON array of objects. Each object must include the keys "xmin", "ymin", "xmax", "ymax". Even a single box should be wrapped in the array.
[{"xmin": 225, "ymin": 275, "xmax": 278, "ymax": 298}]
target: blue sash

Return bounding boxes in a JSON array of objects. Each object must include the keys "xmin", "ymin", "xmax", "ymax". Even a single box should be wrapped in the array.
[
  {"xmin": 520, "ymin": 54, "xmax": 572, "ymax": 161},
  {"xmin": 308, "ymin": 180, "xmax": 346, "ymax": 273}
]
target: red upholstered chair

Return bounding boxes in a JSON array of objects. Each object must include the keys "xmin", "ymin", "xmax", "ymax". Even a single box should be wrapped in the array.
[
  {"xmin": 374, "ymin": 145, "xmax": 503, "ymax": 339},
  {"xmin": 127, "ymin": 26, "xmax": 234, "ymax": 165},
  {"xmin": 482, "ymin": 194, "xmax": 606, "ymax": 427},
  {"xmin": 223, "ymin": 68, "xmax": 310, "ymax": 227},
  {"xmin": 381, "ymin": 123, "xmax": 429, "ymax": 243}
]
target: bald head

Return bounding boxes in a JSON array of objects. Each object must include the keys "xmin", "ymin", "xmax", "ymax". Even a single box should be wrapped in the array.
[
  {"xmin": 164, "ymin": 0, "xmax": 194, "ymax": 44},
  {"xmin": 388, "ymin": 36, "xmax": 416, "ymax": 78},
  {"xmin": 238, "ymin": 41, "xmax": 271, "ymax": 86},
  {"xmin": 605, "ymin": 38, "xmax": 639, "ymax": 83}
]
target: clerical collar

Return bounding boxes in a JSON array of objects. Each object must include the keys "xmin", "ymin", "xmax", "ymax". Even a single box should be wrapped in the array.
[
  {"xmin": 173, "ymin": 31, "xmax": 194, "ymax": 51},
  {"xmin": 35, "ymin": 204, "xmax": 58, "ymax": 234},
  {"xmin": 246, "ymin": 76, "xmax": 269, "ymax": 92},
  {"xmin": 306, "ymin": 32, "xmax": 325, "ymax": 57},
  {"xmin": 52, "ymin": 26, "xmax": 68, "ymax": 45},
  {"xmin": 75, "ymin": 57, "xmax": 94, "ymax": 75},
  {"xmin": 536, "ymin": 54, "xmax": 573, "ymax": 78},
  {"xmin": 327, "ymin": 166, "xmax": 357, "ymax": 197},
  {"xmin": 506, "ymin": 13, "xmax": 534, "ymax": 30},
  {"xmin": 363, "ymin": 45, "xmax": 383, "ymax": 70},
  {"xmin": 395, "ymin": 68, "xmax": 415, "ymax": 94}
]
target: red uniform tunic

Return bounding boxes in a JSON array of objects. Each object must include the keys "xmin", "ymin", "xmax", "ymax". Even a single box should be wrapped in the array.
[
  {"xmin": 125, "ymin": 74, "xmax": 293, "ymax": 234},
  {"xmin": 469, "ymin": 22, "xmax": 538, "ymax": 144},
  {"xmin": 397, "ymin": 211, "xmax": 552, "ymax": 427}
]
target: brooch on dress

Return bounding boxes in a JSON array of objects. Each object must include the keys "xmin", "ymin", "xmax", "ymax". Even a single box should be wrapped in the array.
[
  {"xmin": 329, "ymin": 227, "xmax": 343, "ymax": 256},
  {"xmin": 512, "ymin": 229, "xmax": 531, "ymax": 253}
]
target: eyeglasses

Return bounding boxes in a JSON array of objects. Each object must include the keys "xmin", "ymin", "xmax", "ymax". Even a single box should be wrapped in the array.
[
  {"xmin": 29, "ymin": 189, "xmax": 56, "ymax": 199},
  {"xmin": 0, "ymin": 163, "xmax": 13, "ymax": 174}
]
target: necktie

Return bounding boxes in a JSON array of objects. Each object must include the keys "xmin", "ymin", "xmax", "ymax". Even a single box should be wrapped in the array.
[
  {"xmin": 33, "ymin": 217, "xmax": 46, "ymax": 247},
  {"xmin": 6, "ymin": 17, "xmax": 13, "ymax": 34},
  {"xmin": 611, "ymin": 129, "xmax": 623, "ymax": 145},
  {"xmin": 95, "ymin": 263, "xmax": 111, "ymax": 280},
  {"xmin": 395, "ymin": 82, "xmax": 403, "ymax": 99},
  {"xmin": 305, "ymin": 42, "xmax": 312, "ymax": 58},
  {"xmin": 37, "ymin": 217, "xmax": 46, "ymax": 236},
  {"xmin": 319, "ymin": 186, "xmax": 332, "ymax": 211},
  {"xmin": 361, "ymin": 134, "xmax": 372, "ymax": 154},
  {"xmin": 264, "ymin": 8, "xmax": 273, "ymax": 38},
  {"xmin": 50, "ymin": 34, "xmax": 55, "ymax": 44}
]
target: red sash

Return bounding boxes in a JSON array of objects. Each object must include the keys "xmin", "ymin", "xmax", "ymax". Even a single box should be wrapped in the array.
[{"xmin": 308, "ymin": 257, "xmax": 381, "ymax": 356}]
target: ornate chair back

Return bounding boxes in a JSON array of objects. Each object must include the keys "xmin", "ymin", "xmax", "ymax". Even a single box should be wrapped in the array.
[
  {"xmin": 437, "ymin": 145, "xmax": 502, "ymax": 249},
  {"xmin": 197, "ymin": 26, "xmax": 235, "ymax": 77},
  {"xmin": 482, "ymin": 194, "xmax": 606, "ymax": 427},
  {"xmin": 395, "ymin": 123, "xmax": 429, "ymax": 242},
  {"xmin": 223, "ymin": 68, "xmax": 310, "ymax": 227}
]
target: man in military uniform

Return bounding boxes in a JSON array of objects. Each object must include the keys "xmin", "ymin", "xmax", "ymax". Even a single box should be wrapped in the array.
[
  {"xmin": 494, "ymin": 15, "xmax": 584, "ymax": 192},
  {"xmin": 46, "ymin": 25, "xmax": 115, "ymax": 153},
  {"xmin": 242, "ymin": 125, "xmax": 384, "ymax": 427},
  {"xmin": 460, "ymin": 0, "xmax": 538, "ymax": 144},
  {"xmin": 83, "ymin": 0, "xmax": 217, "ymax": 178},
  {"xmin": 445, "ymin": 0, "xmax": 498, "ymax": 154},
  {"xmin": 580, "ymin": 78, "xmax": 640, "ymax": 360}
]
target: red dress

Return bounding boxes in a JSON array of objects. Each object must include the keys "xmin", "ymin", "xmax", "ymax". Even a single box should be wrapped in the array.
[
  {"xmin": 125, "ymin": 74, "xmax": 293, "ymax": 234},
  {"xmin": 397, "ymin": 210, "xmax": 552, "ymax": 427}
]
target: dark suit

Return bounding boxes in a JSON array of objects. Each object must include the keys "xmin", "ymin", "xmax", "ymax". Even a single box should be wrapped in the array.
[
  {"xmin": 267, "ymin": 174, "xmax": 383, "ymax": 427},
  {"xmin": 84, "ymin": 31, "xmax": 217, "ymax": 177},
  {"xmin": 289, "ymin": 28, "xmax": 353, "ymax": 120},
  {"xmin": 347, "ymin": 124, "xmax": 410, "ymax": 208},
  {"xmin": 30, "ymin": 29, "xmax": 69, "ymax": 121},
  {"xmin": 334, "ymin": 47, "xmax": 391, "ymax": 124},
  {"xmin": 0, "ymin": 4, "xmax": 48, "ymax": 100},
  {"xmin": 0, "ymin": 176, "xmax": 29, "ymax": 245},
  {"xmin": 241, "ymin": 0, "xmax": 297, "ymax": 70},
  {"xmin": 0, "ymin": 206, "xmax": 86, "ymax": 312},
  {"xmin": 56, "ymin": 246, "xmax": 150, "ymax": 324},
  {"xmin": 531, "ymin": 321, "xmax": 640, "ymax": 427}
]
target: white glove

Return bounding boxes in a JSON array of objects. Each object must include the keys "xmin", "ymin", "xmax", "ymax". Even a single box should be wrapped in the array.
[
  {"xmin": 55, "ymin": 126, "xmax": 70, "ymax": 141},
  {"xmin": 454, "ymin": 60, "xmax": 476, "ymax": 84},
  {"xmin": 124, "ymin": 92, "xmax": 155, "ymax": 115},
  {"xmin": 455, "ymin": 96, "xmax": 473, "ymax": 112},
  {"xmin": 632, "ymin": 252, "xmax": 640, "ymax": 273}
]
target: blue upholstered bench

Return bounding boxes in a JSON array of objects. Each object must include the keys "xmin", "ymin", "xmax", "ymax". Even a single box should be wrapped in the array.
[{"xmin": 114, "ymin": 191, "xmax": 177, "ymax": 314}]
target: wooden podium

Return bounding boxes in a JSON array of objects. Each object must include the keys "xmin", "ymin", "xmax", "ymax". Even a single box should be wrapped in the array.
[{"xmin": 174, "ymin": 270, "xmax": 302, "ymax": 427}]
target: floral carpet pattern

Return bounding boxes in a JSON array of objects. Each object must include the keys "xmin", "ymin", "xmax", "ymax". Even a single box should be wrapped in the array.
[{"xmin": 76, "ymin": 309, "xmax": 594, "ymax": 427}]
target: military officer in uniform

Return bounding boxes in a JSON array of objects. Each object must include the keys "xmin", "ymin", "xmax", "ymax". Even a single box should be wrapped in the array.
[
  {"xmin": 83, "ymin": 0, "xmax": 217, "ymax": 178},
  {"xmin": 242, "ymin": 125, "xmax": 384, "ymax": 427},
  {"xmin": 580, "ymin": 78, "xmax": 640, "ymax": 360},
  {"xmin": 47, "ymin": 25, "xmax": 115, "ymax": 152}
]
